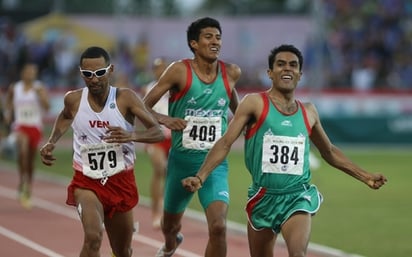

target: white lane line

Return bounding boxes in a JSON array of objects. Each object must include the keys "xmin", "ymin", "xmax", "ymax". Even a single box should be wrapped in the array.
[
  {"xmin": 0, "ymin": 185, "xmax": 78, "ymax": 220},
  {"xmin": 0, "ymin": 225, "xmax": 65, "ymax": 257},
  {"xmin": 0, "ymin": 184, "xmax": 202, "ymax": 257},
  {"xmin": 0, "ymin": 167, "xmax": 364, "ymax": 257},
  {"xmin": 133, "ymin": 234, "xmax": 201, "ymax": 257}
]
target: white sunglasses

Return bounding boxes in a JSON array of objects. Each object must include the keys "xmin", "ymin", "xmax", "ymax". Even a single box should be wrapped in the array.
[{"xmin": 80, "ymin": 64, "xmax": 111, "ymax": 78}]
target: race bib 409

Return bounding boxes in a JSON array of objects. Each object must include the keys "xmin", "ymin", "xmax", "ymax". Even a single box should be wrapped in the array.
[{"xmin": 182, "ymin": 116, "xmax": 222, "ymax": 150}]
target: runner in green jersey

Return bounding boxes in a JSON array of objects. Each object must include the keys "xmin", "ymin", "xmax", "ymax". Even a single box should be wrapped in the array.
[
  {"xmin": 144, "ymin": 17, "xmax": 241, "ymax": 257},
  {"xmin": 182, "ymin": 44, "xmax": 387, "ymax": 257}
]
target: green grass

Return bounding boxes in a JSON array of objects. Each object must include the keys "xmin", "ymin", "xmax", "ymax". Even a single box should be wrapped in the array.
[
  {"xmin": 309, "ymin": 149, "xmax": 412, "ymax": 257},
  {"xmin": 4, "ymin": 146, "xmax": 411, "ymax": 257}
]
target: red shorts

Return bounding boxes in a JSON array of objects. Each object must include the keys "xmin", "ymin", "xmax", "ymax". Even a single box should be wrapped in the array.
[
  {"xmin": 15, "ymin": 125, "xmax": 42, "ymax": 149},
  {"xmin": 67, "ymin": 169, "xmax": 138, "ymax": 218},
  {"xmin": 145, "ymin": 136, "xmax": 172, "ymax": 156}
]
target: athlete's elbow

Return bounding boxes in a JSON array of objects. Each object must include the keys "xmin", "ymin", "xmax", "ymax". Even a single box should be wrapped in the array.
[
  {"xmin": 156, "ymin": 132, "xmax": 166, "ymax": 142},
  {"xmin": 149, "ymin": 129, "xmax": 165, "ymax": 143}
]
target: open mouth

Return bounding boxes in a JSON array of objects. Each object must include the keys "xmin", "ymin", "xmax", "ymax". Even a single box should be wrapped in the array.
[
  {"xmin": 210, "ymin": 47, "xmax": 219, "ymax": 53},
  {"xmin": 281, "ymin": 75, "xmax": 293, "ymax": 81}
]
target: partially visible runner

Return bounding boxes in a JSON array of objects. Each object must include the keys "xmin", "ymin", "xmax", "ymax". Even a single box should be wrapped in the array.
[
  {"xmin": 144, "ymin": 17, "xmax": 241, "ymax": 257},
  {"xmin": 4, "ymin": 62, "xmax": 50, "ymax": 209},
  {"xmin": 182, "ymin": 44, "xmax": 388, "ymax": 257},
  {"xmin": 39, "ymin": 46, "xmax": 164, "ymax": 257},
  {"xmin": 142, "ymin": 57, "xmax": 171, "ymax": 229}
]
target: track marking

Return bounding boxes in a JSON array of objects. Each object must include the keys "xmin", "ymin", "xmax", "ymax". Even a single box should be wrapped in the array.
[
  {"xmin": 0, "ymin": 166, "xmax": 365, "ymax": 257},
  {"xmin": 0, "ymin": 184, "xmax": 202, "ymax": 257},
  {"xmin": 0, "ymin": 225, "xmax": 65, "ymax": 257}
]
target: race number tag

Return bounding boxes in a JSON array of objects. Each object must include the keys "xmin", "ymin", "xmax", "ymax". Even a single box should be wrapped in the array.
[
  {"xmin": 80, "ymin": 143, "xmax": 125, "ymax": 179},
  {"xmin": 182, "ymin": 116, "xmax": 222, "ymax": 150},
  {"xmin": 16, "ymin": 103, "xmax": 41, "ymax": 125},
  {"xmin": 261, "ymin": 135, "xmax": 305, "ymax": 175}
]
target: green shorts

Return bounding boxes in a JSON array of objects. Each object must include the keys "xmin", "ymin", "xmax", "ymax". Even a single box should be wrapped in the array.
[
  {"xmin": 245, "ymin": 184, "xmax": 322, "ymax": 233},
  {"xmin": 164, "ymin": 149, "xmax": 230, "ymax": 213}
]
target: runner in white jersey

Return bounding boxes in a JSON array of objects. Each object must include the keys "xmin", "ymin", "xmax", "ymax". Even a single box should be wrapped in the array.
[
  {"xmin": 39, "ymin": 46, "xmax": 164, "ymax": 257},
  {"xmin": 142, "ymin": 57, "xmax": 172, "ymax": 228},
  {"xmin": 4, "ymin": 62, "xmax": 50, "ymax": 209},
  {"xmin": 71, "ymin": 86, "xmax": 136, "ymax": 182}
]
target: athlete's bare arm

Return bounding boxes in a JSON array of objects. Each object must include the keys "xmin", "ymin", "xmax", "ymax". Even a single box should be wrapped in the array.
[
  {"xmin": 182, "ymin": 93, "xmax": 262, "ymax": 192},
  {"xmin": 35, "ymin": 83, "xmax": 50, "ymax": 112},
  {"xmin": 105, "ymin": 88, "xmax": 164, "ymax": 144},
  {"xmin": 307, "ymin": 102, "xmax": 387, "ymax": 189},
  {"xmin": 143, "ymin": 61, "xmax": 188, "ymax": 130},
  {"xmin": 224, "ymin": 62, "xmax": 242, "ymax": 114},
  {"xmin": 4, "ymin": 83, "xmax": 15, "ymax": 126},
  {"xmin": 39, "ymin": 90, "xmax": 81, "ymax": 166}
]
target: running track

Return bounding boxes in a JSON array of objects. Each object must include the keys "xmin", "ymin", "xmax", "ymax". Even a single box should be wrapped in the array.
[{"xmin": 0, "ymin": 160, "xmax": 359, "ymax": 257}]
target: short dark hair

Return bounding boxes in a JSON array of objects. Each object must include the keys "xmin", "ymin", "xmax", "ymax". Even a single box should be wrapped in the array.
[
  {"xmin": 187, "ymin": 17, "xmax": 222, "ymax": 53},
  {"xmin": 268, "ymin": 44, "xmax": 303, "ymax": 71},
  {"xmin": 79, "ymin": 46, "xmax": 111, "ymax": 66}
]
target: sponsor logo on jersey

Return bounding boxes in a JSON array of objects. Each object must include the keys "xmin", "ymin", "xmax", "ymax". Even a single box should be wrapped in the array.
[
  {"xmin": 217, "ymin": 98, "xmax": 226, "ymax": 107},
  {"xmin": 185, "ymin": 108, "xmax": 224, "ymax": 117},
  {"xmin": 281, "ymin": 120, "xmax": 292, "ymax": 127}
]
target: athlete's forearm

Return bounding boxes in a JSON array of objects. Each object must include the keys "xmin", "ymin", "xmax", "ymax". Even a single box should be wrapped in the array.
[
  {"xmin": 133, "ymin": 125, "xmax": 165, "ymax": 143},
  {"xmin": 196, "ymin": 139, "xmax": 231, "ymax": 183},
  {"xmin": 323, "ymin": 145, "xmax": 370, "ymax": 182},
  {"xmin": 47, "ymin": 112, "xmax": 72, "ymax": 144}
]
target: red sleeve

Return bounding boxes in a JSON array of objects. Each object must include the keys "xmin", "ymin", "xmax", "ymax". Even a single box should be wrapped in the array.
[
  {"xmin": 169, "ymin": 59, "xmax": 192, "ymax": 103},
  {"xmin": 245, "ymin": 92, "xmax": 269, "ymax": 139}
]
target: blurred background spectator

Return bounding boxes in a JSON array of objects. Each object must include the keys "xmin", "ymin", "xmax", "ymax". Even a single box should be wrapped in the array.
[
  {"xmin": 0, "ymin": 0, "xmax": 411, "ymax": 91},
  {"xmin": 303, "ymin": 0, "xmax": 412, "ymax": 91}
]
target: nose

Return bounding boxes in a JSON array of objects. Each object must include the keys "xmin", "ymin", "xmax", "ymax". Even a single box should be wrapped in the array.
[
  {"xmin": 89, "ymin": 74, "xmax": 100, "ymax": 81},
  {"xmin": 211, "ymin": 36, "xmax": 221, "ymax": 44}
]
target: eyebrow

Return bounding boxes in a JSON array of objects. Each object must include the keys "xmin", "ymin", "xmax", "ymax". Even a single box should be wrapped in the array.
[
  {"xmin": 202, "ymin": 31, "xmax": 221, "ymax": 37},
  {"xmin": 276, "ymin": 59, "xmax": 298, "ymax": 65}
]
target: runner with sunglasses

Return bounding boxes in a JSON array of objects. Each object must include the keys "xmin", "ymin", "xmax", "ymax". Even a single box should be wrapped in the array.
[
  {"xmin": 80, "ymin": 64, "xmax": 112, "ymax": 78},
  {"xmin": 39, "ymin": 46, "xmax": 164, "ymax": 257}
]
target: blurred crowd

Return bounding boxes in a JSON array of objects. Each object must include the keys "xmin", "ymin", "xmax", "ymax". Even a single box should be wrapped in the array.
[
  {"xmin": 0, "ymin": 18, "xmax": 152, "ymax": 93},
  {"xmin": 1, "ymin": 0, "xmax": 412, "ymax": 92},
  {"xmin": 304, "ymin": 0, "xmax": 412, "ymax": 91}
]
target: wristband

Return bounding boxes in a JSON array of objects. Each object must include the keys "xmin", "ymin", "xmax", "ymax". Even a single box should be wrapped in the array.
[{"xmin": 195, "ymin": 175, "xmax": 203, "ymax": 186}]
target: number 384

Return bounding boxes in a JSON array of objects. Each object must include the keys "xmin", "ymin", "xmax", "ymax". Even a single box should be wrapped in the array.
[{"xmin": 269, "ymin": 145, "xmax": 299, "ymax": 165}]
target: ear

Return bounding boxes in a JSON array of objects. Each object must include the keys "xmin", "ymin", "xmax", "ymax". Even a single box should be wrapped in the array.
[
  {"xmin": 266, "ymin": 69, "xmax": 273, "ymax": 80},
  {"xmin": 297, "ymin": 71, "xmax": 303, "ymax": 81},
  {"xmin": 189, "ymin": 40, "xmax": 197, "ymax": 50}
]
